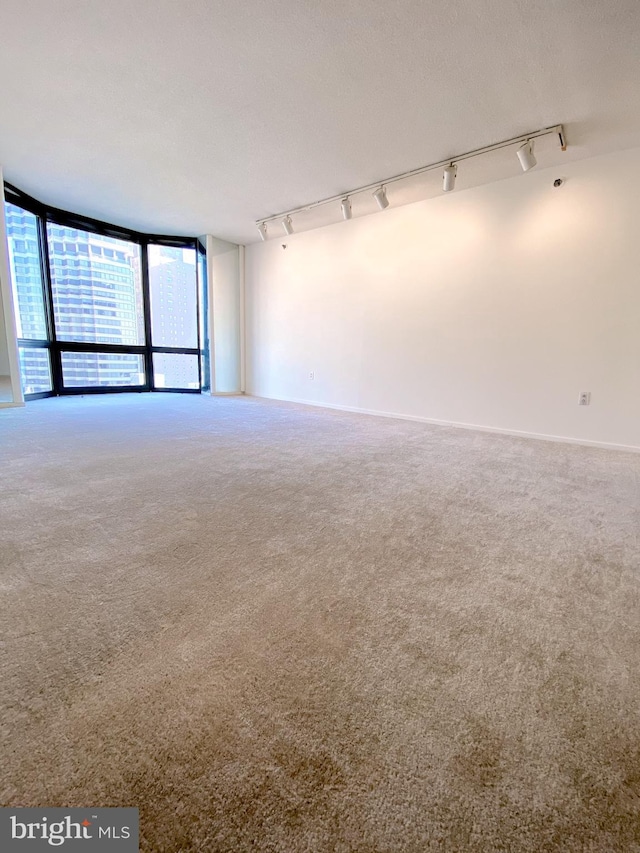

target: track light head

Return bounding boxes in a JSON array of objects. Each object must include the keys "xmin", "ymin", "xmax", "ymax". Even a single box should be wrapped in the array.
[
  {"xmin": 282, "ymin": 216, "xmax": 294, "ymax": 235},
  {"xmin": 517, "ymin": 141, "xmax": 537, "ymax": 172},
  {"xmin": 257, "ymin": 222, "xmax": 268, "ymax": 241},
  {"xmin": 341, "ymin": 197, "xmax": 352, "ymax": 220},
  {"xmin": 443, "ymin": 164, "xmax": 457, "ymax": 192},
  {"xmin": 373, "ymin": 187, "xmax": 389, "ymax": 210}
]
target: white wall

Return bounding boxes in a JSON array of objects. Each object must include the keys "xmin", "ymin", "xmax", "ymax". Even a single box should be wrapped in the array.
[
  {"xmin": 0, "ymin": 167, "xmax": 11, "ymax": 376},
  {"xmin": 245, "ymin": 146, "xmax": 640, "ymax": 451},
  {"xmin": 0, "ymin": 284, "xmax": 9, "ymax": 376},
  {"xmin": 207, "ymin": 235, "xmax": 242, "ymax": 394}
]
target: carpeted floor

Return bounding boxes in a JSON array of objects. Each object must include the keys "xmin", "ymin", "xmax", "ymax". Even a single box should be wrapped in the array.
[{"xmin": 1, "ymin": 393, "xmax": 639, "ymax": 852}]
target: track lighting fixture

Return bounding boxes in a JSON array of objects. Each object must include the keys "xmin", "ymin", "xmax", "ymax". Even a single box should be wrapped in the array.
[
  {"xmin": 443, "ymin": 164, "xmax": 457, "ymax": 192},
  {"xmin": 255, "ymin": 125, "xmax": 565, "ymax": 239},
  {"xmin": 517, "ymin": 141, "xmax": 537, "ymax": 172},
  {"xmin": 373, "ymin": 187, "xmax": 389, "ymax": 210},
  {"xmin": 282, "ymin": 216, "xmax": 294, "ymax": 235}
]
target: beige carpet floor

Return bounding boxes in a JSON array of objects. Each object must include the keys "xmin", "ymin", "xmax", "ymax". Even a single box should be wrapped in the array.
[{"xmin": 1, "ymin": 393, "xmax": 639, "ymax": 852}]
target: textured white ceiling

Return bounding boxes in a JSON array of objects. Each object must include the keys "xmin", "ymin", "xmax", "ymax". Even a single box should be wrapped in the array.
[{"xmin": 0, "ymin": 1, "xmax": 639, "ymax": 244}]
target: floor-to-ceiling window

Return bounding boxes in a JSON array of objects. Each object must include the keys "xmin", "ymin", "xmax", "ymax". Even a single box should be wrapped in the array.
[
  {"xmin": 4, "ymin": 184, "xmax": 206, "ymax": 399},
  {"xmin": 5, "ymin": 203, "xmax": 52, "ymax": 396}
]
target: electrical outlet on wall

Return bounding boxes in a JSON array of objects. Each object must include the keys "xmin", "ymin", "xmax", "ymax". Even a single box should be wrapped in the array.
[
  {"xmin": 309, "ymin": 371, "xmax": 315, "ymax": 380},
  {"xmin": 579, "ymin": 391, "xmax": 591, "ymax": 406}
]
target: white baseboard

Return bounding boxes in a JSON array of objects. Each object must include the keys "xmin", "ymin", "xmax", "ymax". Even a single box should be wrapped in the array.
[{"xmin": 248, "ymin": 393, "xmax": 640, "ymax": 454}]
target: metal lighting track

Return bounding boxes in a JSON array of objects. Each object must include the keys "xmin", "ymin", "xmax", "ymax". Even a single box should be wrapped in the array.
[{"xmin": 256, "ymin": 124, "xmax": 566, "ymax": 227}]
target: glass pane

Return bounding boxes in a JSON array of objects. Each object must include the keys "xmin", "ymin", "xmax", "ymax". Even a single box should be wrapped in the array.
[
  {"xmin": 47, "ymin": 224, "xmax": 144, "ymax": 345},
  {"xmin": 153, "ymin": 353, "xmax": 199, "ymax": 389},
  {"xmin": 18, "ymin": 347, "xmax": 52, "ymax": 394},
  {"xmin": 4, "ymin": 204, "xmax": 48, "ymax": 340},
  {"xmin": 148, "ymin": 245, "xmax": 198, "ymax": 348},
  {"xmin": 61, "ymin": 352, "xmax": 145, "ymax": 388}
]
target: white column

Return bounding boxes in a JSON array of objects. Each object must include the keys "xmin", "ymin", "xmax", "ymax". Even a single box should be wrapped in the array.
[{"xmin": 206, "ymin": 235, "xmax": 242, "ymax": 395}]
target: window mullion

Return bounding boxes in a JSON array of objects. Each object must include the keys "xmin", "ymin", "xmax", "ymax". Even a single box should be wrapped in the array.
[{"xmin": 38, "ymin": 212, "xmax": 63, "ymax": 395}]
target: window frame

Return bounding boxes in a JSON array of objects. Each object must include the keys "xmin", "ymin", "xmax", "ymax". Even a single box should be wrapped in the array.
[{"xmin": 4, "ymin": 182, "xmax": 203, "ymax": 399}]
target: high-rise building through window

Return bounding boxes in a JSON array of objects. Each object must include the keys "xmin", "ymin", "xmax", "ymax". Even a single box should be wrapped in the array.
[
  {"xmin": 45, "ymin": 225, "xmax": 145, "ymax": 386},
  {"xmin": 5, "ymin": 203, "xmax": 51, "ymax": 393},
  {"xmin": 4, "ymin": 186, "xmax": 204, "ymax": 397},
  {"xmin": 5, "ymin": 204, "xmax": 47, "ymax": 339},
  {"xmin": 148, "ymin": 245, "xmax": 199, "ymax": 388},
  {"xmin": 47, "ymin": 225, "xmax": 144, "ymax": 345}
]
